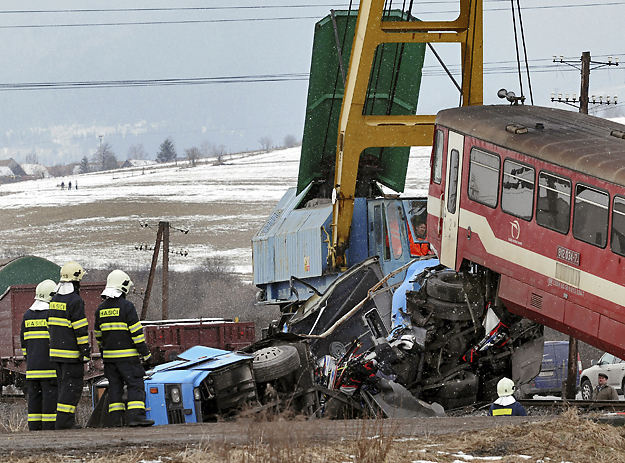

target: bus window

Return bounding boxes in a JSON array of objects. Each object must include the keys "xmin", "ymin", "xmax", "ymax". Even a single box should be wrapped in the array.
[
  {"xmin": 386, "ymin": 203, "xmax": 404, "ymax": 260},
  {"xmin": 611, "ymin": 196, "xmax": 625, "ymax": 256},
  {"xmin": 432, "ymin": 130, "xmax": 444, "ymax": 184},
  {"xmin": 374, "ymin": 205, "xmax": 382, "ymax": 246},
  {"xmin": 446, "ymin": 149, "xmax": 460, "ymax": 214},
  {"xmin": 501, "ymin": 160, "xmax": 535, "ymax": 220},
  {"xmin": 573, "ymin": 184, "xmax": 609, "ymax": 248},
  {"xmin": 536, "ymin": 172, "xmax": 571, "ymax": 234},
  {"xmin": 382, "ymin": 204, "xmax": 391, "ymax": 260},
  {"xmin": 468, "ymin": 148, "xmax": 500, "ymax": 207}
]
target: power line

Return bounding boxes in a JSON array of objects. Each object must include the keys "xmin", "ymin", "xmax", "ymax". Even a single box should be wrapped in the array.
[
  {"xmin": 1, "ymin": 1, "xmax": 624, "ymax": 15},
  {"xmin": 0, "ymin": 2, "xmax": 624, "ymax": 28},
  {"xmin": 0, "ymin": 74, "xmax": 310, "ymax": 91},
  {"xmin": 0, "ymin": 5, "xmax": 347, "ymax": 14},
  {"xmin": 0, "ymin": 16, "xmax": 322, "ymax": 29},
  {"xmin": 0, "ymin": 57, "xmax": 620, "ymax": 91}
]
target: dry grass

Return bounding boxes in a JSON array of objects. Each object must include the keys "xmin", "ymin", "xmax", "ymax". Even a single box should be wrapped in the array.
[
  {"xmin": 0, "ymin": 395, "xmax": 95, "ymax": 434},
  {"xmin": 2, "ymin": 409, "xmax": 625, "ymax": 462},
  {"xmin": 394, "ymin": 408, "xmax": 625, "ymax": 463}
]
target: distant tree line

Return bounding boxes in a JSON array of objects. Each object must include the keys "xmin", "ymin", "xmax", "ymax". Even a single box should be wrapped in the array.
[{"xmin": 18, "ymin": 133, "xmax": 303, "ymax": 174}]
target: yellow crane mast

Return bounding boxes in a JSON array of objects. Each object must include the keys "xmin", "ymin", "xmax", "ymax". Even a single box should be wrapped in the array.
[{"xmin": 330, "ymin": 0, "xmax": 483, "ymax": 270}]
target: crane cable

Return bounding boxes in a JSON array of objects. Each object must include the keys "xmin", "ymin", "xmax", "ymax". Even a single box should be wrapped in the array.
[{"xmin": 510, "ymin": 0, "xmax": 534, "ymax": 104}]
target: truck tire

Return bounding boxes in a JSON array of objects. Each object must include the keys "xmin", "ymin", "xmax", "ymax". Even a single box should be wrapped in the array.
[
  {"xmin": 253, "ymin": 345, "xmax": 300, "ymax": 383},
  {"xmin": 581, "ymin": 379, "xmax": 593, "ymax": 400},
  {"xmin": 426, "ymin": 272, "xmax": 466, "ymax": 303}
]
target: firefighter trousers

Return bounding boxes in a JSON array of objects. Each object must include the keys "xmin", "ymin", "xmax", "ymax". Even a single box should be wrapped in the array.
[
  {"xmin": 54, "ymin": 362, "xmax": 84, "ymax": 430},
  {"xmin": 27, "ymin": 379, "xmax": 58, "ymax": 431},
  {"xmin": 104, "ymin": 360, "xmax": 147, "ymax": 425}
]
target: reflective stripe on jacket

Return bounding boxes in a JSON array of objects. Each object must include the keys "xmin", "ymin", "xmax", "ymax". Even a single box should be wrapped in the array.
[
  {"xmin": 20, "ymin": 306, "xmax": 57, "ymax": 379},
  {"xmin": 49, "ymin": 290, "xmax": 90, "ymax": 363},
  {"xmin": 95, "ymin": 296, "xmax": 150, "ymax": 362}
]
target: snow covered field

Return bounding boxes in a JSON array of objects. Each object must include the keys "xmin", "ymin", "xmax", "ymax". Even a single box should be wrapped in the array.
[{"xmin": 0, "ymin": 146, "xmax": 432, "ymax": 280}]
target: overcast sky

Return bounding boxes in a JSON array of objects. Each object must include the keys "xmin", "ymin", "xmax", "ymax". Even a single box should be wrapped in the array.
[{"xmin": 0, "ymin": 0, "xmax": 624, "ymax": 166}]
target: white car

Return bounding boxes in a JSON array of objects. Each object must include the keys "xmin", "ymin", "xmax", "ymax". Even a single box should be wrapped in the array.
[{"xmin": 579, "ymin": 352, "xmax": 625, "ymax": 400}]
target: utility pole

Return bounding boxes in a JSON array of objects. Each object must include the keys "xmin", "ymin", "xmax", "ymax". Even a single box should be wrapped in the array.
[
  {"xmin": 564, "ymin": 52, "xmax": 590, "ymax": 400},
  {"xmin": 162, "ymin": 222, "xmax": 170, "ymax": 320},
  {"xmin": 140, "ymin": 221, "xmax": 170, "ymax": 321},
  {"xmin": 141, "ymin": 224, "xmax": 162, "ymax": 320},
  {"xmin": 550, "ymin": 52, "xmax": 618, "ymax": 399},
  {"xmin": 579, "ymin": 51, "xmax": 590, "ymax": 115},
  {"xmin": 139, "ymin": 220, "xmax": 188, "ymax": 321},
  {"xmin": 551, "ymin": 52, "xmax": 618, "ymax": 111}
]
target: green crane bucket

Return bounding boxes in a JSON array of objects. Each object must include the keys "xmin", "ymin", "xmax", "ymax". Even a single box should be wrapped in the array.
[{"xmin": 297, "ymin": 10, "xmax": 426, "ymax": 196}]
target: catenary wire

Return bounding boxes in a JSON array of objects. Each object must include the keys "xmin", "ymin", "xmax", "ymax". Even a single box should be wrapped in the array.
[
  {"xmin": 0, "ymin": 2, "xmax": 624, "ymax": 28},
  {"xmin": 0, "ymin": 58, "xmax": 619, "ymax": 91}
]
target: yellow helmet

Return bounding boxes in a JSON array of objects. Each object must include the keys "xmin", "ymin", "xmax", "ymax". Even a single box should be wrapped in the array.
[
  {"xmin": 60, "ymin": 261, "xmax": 86, "ymax": 282},
  {"xmin": 35, "ymin": 279, "xmax": 57, "ymax": 302},
  {"xmin": 106, "ymin": 269, "xmax": 133, "ymax": 295}
]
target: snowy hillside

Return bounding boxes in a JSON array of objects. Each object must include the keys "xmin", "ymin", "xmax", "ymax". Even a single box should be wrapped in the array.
[{"xmin": 0, "ymin": 147, "xmax": 432, "ymax": 280}]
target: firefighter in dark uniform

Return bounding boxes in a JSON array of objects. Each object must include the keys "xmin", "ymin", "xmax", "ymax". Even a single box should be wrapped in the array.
[
  {"xmin": 488, "ymin": 377, "xmax": 527, "ymax": 416},
  {"xmin": 95, "ymin": 270, "xmax": 154, "ymax": 427},
  {"xmin": 20, "ymin": 279, "xmax": 58, "ymax": 431},
  {"xmin": 48, "ymin": 261, "xmax": 90, "ymax": 430}
]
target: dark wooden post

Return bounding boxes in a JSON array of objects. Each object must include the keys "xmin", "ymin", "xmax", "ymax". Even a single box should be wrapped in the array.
[
  {"xmin": 579, "ymin": 51, "xmax": 590, "ymax": 115},
  {"xmin": 162, "ymin": 222, "xmax": 170, "ymax": 320},
  {"xmin": 140, "ymin": 224, "xmax": 163, "ymax": 320}
]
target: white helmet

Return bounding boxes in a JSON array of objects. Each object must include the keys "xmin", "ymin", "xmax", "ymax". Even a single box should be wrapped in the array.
[
  {"xmin": 497, "ymin": 377, "xmax": 516, "ymax": 397},
  {"xmin": 60, "ymin": 261, "xmax": 86, "ymax": 282},
  {"xmin": 104, "ymin": 269, "xmax": 133, "ymax": 296},
  {"xmin": 35, "ymin": 279, "xmax": 57, "ymax": 302}
]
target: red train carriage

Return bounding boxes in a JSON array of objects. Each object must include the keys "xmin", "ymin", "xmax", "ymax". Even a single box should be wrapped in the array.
[{"xmin": 427, "ymin": 105, "xmax": 625, "ymax": 360}]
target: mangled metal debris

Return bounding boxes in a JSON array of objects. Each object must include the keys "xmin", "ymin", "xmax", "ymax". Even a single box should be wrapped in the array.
[{"xmin": 90, "ymin": 256, "xmax": 543, "ymax": 425}]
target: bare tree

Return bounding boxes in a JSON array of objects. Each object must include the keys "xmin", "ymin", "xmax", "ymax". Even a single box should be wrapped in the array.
[
  {"xmin": 48, "ymin": 164, "xmax": 68, "ymax": 177},
  {"xmin": 127, "ymin": 143, "xmax": 149, "ymax": 160},
  {"xmin": 92, "ymin": 142, "xmax": 118, "ymax": 171},
  {"xmin": 259, "ymin": 136, "xmax": 273, "ymax": 152},
  {"xmin": 200, "ymin": 140, "xmax": 213, "ymax": 158},
  {"xmin": 185, "ymin": 147, "xmax": 201, "ymax": 167},
  {"xmin": 211, "ymin": 144, "xmax": 227, "ymax": 164},
  {"xmin": 25, "ymin": 150, "xmax": 38, "ymax": 164},
  {"xmin": 283, "ymin": 134, "xmax": 299, "ymax": 148}
]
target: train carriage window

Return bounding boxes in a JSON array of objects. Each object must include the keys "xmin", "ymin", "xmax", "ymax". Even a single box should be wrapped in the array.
[
  {"xmin": 501, "ymin": 160, "xmax": 535, "ymax": 220},
  {"xmin": 573, "ymin": 184, "xmax": 609, "ymax": 248},
  {"xmin": 446, "ymin": 149, "xmax": 460, "ymax": 214},
  {"xmin": 432, "ymin": 130, "xmax": 444, "ymax": 184},
  {"xmin": 468, "ymin": 148, "xmax": 500, "ymax": 208},
  {"xmin": 611, "ymin": 196, "xmax": 625, "ymax": 256},
  {"xmin": 536, "ymin": 172, "xmax": 571, "ymax": 234}
]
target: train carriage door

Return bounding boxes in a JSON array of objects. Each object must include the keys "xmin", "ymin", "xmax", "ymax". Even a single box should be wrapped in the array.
[{"xmin": 440, "ymin": 131, "xmax": 464, "ymax": 269}]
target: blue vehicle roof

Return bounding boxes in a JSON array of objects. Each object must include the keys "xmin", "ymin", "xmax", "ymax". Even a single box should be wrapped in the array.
[
  {"xmin": 145, "ymin": 368, "xmax": 207, "ymax": 387},
  {"xmin": 149, "ymin": 345, "xmax": 253, "ymax": 374}
]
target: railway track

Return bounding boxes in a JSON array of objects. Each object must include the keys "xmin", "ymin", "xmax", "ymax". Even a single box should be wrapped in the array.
[
  {"xmin": 446, "ymin": 399, "xmax": 625, "ymax": 415},
  {"xmin": 521, "ymin": 399, "xmax": 625, "ymax": 411}
]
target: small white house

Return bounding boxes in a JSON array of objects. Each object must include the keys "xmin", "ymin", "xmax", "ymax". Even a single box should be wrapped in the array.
[
  {"xmin": 121, "ymin": 159, "xmax": 157, "ymax": 168},
  {"xmin": 21, "ymin": 163, "xmax": 51, "ymax": 178}
]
